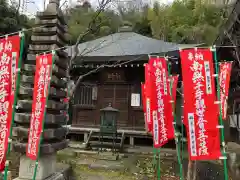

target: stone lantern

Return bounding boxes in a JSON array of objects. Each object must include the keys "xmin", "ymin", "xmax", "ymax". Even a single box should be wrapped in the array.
[{"xmin": 100, "ymin": 103, "xmax": 119, "ymax": 134}]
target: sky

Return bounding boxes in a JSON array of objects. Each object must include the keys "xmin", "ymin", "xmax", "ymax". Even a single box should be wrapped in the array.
[{"xmin": 21, "ymin": 0, "xmax": 173, "ymax": 17}]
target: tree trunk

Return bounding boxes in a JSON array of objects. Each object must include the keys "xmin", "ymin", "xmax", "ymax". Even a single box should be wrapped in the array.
[
  {"xmin": 187, "ymin": 160, "xmax": 193, "ymax": 180},
  {"xmin": 193, "ymin": 161, "xmax": 197, "ymax": 180}
]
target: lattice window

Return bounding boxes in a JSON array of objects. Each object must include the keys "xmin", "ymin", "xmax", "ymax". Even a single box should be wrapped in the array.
[{"xmin": 74, "ymin": 83, "xmax": 97, "ymax": 106}]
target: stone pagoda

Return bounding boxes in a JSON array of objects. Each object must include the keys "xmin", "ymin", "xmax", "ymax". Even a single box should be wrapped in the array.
[{"xmin": 12, "ymin": 0, "xmax": 70, "ymax": 179}]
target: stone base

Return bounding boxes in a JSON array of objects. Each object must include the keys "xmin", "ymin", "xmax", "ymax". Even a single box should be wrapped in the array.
[
  {"xmin": 18, "ymin": 154, "xmax": 56, "ymax": 180},
  {"xmin": 0, "ymin": 171, "xmax": 12, "ymax": 180},
  {"xmin": 14, "ymin": 163, "xmax": 71, "ymax": 180}
]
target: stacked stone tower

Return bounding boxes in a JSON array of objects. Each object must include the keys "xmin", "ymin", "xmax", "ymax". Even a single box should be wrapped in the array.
[{"xmin": 12, "ymin": 0, "xmax": 70, "ymax": 179}]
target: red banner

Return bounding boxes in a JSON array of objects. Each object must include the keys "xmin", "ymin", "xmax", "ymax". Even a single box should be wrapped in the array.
[
  {"xmin": 0, "ymin": 35, "xmax": 21, "ymax": 171},
  {"xmin": 180, "ymin": 48, "xmax": 221, "ymax": 160},
  {"xmin": 26, "ymin": 53, "xmax": 53, "ymax": 160},
  {"xmin": 144, "ymin": 63, "xmax": 152, "ymax": 133},
  {"xmin": 150, "ymin": 57, "xmax": 174, "ymax": 148},
  {"xmin": 169, "ymin": 75, "xmax": 179, "ymax": 110},
  {"xmin": 148, "ymin": 57, "xmax": 158, "ymax": 145},
  {"xmin": 219, "ymin": 62, "xmax": 232, "ymax": 120},
  {"xmin": 141, "ymin": 83, "xmax": 147, "ymax": 131}
]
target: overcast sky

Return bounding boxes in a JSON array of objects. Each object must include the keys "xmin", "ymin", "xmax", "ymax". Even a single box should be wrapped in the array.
[{"xmin": 22, "ymin": 0, "xmax": 172, "ymax": 17}]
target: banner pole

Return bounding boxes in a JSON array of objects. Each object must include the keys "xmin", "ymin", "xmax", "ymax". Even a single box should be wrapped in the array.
[
  {"xmin": 3, "ymin": 32, "xmax": 25, "ymax": 180},
  {"xmin": 32, "ymin": 51, "xmax": 55, "ymax": 180},
  {"xmin": 157, "ymin": 148, "xmax": 161, "ymax": 180},
  {"xmin": 167, "ymin": 60, "xmax": 184, "ymax": 180},
  {"xmin": 153, "ymin": 147, "xmax": 156, "ymax": 178},
  {"xmin": 212, "ymin": 46, "xmax": 229, "ymax": 180},
  {"xmin": 181, "ymin": 84, "xmax": 185, "ymax": 161}
]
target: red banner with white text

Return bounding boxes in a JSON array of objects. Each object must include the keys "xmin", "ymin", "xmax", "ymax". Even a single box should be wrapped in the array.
[
  {"xmin": 180, "ymin": 48, "xmax": 221, "ymax": 160},
  {"xmin": 26, "ymin": 53, "xmax": 53, "ymax": 160},
  {"xmin": 141, "ymin": 83, "xmax": 147, "ymax": 131},
  {"xmin": 219, "ymin": 62, "xmax": 232, "ymax": 120},
  {"xmin": 0, "ymin": 35, "xmax": 21, "ymax": 171},
  {"xmin": 148, "ymin": 57, "xmax": 158, "ymax": 146},
  {"xmin": 161, "ymin": 58, "xmax": 175, "ymax": 141},
  {"xmin": 144, "ymin": 63, "xmax": 153, "ymax": 133},
  {"xmin": 169, "ymin": 75, "xmax": 179, "ymax": 111},
  {"xmin": 149, "ymin": 57, "xmax": 174, "ymax": 148}
]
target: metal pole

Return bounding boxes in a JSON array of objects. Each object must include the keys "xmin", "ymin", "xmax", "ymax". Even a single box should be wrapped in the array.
[
  {"xmin": 3, "ymin": 32, "xmax": 25, "ymax": 180},
  {"xmin": 212, "ymin": 46, "xmax": 229, "ymax": 180},
  {"xmin": 167, "ymin": 59, "xmax": 184, "ymax": 180},
  {"xmin": 32, "ymin": 51, "xmax": 55, "ymax": 180}
]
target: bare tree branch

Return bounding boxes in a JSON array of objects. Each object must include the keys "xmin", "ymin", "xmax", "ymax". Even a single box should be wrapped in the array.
[
  {"xmin": 68, "ymin": 0, "xmax": 112, "ymax": 68},
  {"xmin": 224, "ymin": 30, "xmax": 240, "ymax": 67},
  {"xmin": 66, "ymin": 0, "xmax": 114, "ymax": 99},
  {"xmin": 9, "ymin": 0, "xmax": 22, "ymax": 14}
]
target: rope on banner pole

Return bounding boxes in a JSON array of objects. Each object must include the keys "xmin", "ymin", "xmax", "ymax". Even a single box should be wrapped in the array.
[
  {"xmin": 32, "ymin": 51, "xmax": 55, "ymax": 180},
  {"xmin": 178, "ymin": 46, "xmax": 239, "ymax": 50},
  {"xmin": 0, "ymin": 25, "xmax": 48, "ymax": 38},
  {"xmin": 37, "ymin": 46, "xmax": 67, "ymax": 55},
  {"xmin": 212, "ymin": 46, "xmax": 229, "ymax": 180},
  {"xmin": 167, "ymin": 58, "xmax": 184, "ymax": 180},
  {"xmin": 3, "ymin": 31, "xmax": 25, "ymax": 180}
]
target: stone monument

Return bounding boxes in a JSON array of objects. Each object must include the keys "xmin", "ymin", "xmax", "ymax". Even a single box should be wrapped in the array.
[{"xmin": 12, "ymin": 0, "xmax": 70, "ymax": 179}]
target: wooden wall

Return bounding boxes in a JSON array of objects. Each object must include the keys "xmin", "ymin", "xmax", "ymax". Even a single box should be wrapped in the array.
[{"xmin": 71, "ymin": 65, "xmax": 146, "ymax": 130}]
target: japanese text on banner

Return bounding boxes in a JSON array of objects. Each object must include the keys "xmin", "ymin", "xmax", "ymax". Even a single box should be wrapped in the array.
[
  {"xmin": 26, "ymin": 53, "xmax": 53, "ymax": 160},
  {"xmin": 169, "ymin": 75, "xmax": 179, "ymax": 111},
  {"xmin": 180, "ymin": 48, "xmax": 221, "ymax": 160},
  {"xmin": 219, "ymin": 62, "xmax": 232, "ymax": 120},
  {"xmin": 0, "ymin": 35, "xmax": 20, "ymax": 171},
  {"xmin": 141, "ymin": 83, "xmax": 147, "ymax": 131},
  {"xmin": 149, "ymin": 57, "xmax": 174, "ymax": 148},
  {"xmin": 149, "ymin": 57, "xmax": 160, "ymax": 147},
  {"xmin": 144, "ymin": 64, "xmax": 152, "ymax": 133}
]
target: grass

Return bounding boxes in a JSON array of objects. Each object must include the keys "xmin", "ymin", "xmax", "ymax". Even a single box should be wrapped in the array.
[{"xmin": 57, "ymin": 148, "xmax": 180, "ymax": 180}]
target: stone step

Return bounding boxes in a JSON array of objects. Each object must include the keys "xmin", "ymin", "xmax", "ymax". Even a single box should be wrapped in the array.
[
  {"xmin": 20, "ymin": 74, "xmax": 66, "ymax": 88},
  {"xmin": 36, "ymin": 11, "xmax": 67, "ymax": 28},
  {"xmin": 89, "ymin": 137, "xmax": 122, "ymax": 144},
  {"xmin": 91, "ymin": 135, "xmax": 123, "ymax": 140},
  {"xmin": 15, "ymin": 113, "xmax": 66, "ymax": 125},
  {"xmin": 28, "ymin": 44, "xmax": 68, "ymax": 58},
  {"xmin": 29, "ymin": 44, "xmax": 60, "ymax": 52},
  {"xmin": 76, "ymin": 158, "xmax": 123, "ymax": 170},
  {"xmin": 13, "ymin": 126, "xmax": 67, "ymax": 140},
  {"xmin": 34, "ymin": 18, "xmax": 66, "ymax": 34},
  {"xmin": 31, "ymin": 35, "xmax": 65, "ymax": 47},
  {"xmin": 16, "ymin": 100, "xmax": 66, "ymax": 111},
  {"xmin": 19, "ymin": 85, "xmax": 66, "ymax": 99},
  {"xmin": 12, "ymin": 139, "xmax": 69, "ymax": 155},
  {"xmin": 89, "ymin": 141, "xmax": 121, "ymax": 149},
  {"xmin": 32, "ymin": 26, "xmax": 69, "ymax": 44},
  {"xmin": 27, "ymin": 54, "xmax": 68, "ymax": 70},
  {"xmin": 23, "ymin": 63, "xmax": 67, "ymax": 79}
]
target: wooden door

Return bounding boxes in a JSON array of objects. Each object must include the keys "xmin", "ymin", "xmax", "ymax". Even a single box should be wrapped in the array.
[
  {"xmin": 114, "ymin": 85, "xmax": 130, "ymax": 128},
  {"xmin": 99, "ymin": 84, "xmax": 130, "ymax": 129}
]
